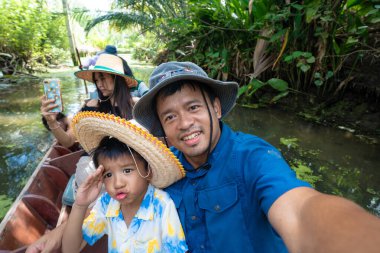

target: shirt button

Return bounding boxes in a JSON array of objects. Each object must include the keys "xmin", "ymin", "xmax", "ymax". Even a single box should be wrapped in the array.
[
  {"xmin": 200, "ymin": 244, "xmax": 205, "ymax": 249},
  {"xmin": 214, "ymin": 205, "xmax": 221, "ymax": 211},
  {"xmin": 191, "ymin": 215, "xmax": 197, "ymax": 220}
]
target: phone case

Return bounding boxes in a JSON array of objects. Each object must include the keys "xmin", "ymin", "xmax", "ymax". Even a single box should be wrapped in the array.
[{"xmin": 43, "ymin": 78, "xmax": 63, "ymax": 112}]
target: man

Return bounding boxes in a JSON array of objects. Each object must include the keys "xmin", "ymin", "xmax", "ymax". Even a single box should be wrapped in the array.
[
  {"xmin": 133, "ymin": 61, "xmax": 380, "ymax": 253},
  {"xmin": 27, "ymin": 62, "xmax": 380, "ymax": 253}
]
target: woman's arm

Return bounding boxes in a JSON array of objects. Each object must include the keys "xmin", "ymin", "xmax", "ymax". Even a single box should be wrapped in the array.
[{"xmin": 40, "ymin": 95, "xmax": 76, "ymax": 148}]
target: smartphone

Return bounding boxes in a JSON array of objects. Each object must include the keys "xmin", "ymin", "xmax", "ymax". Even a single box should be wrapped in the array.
[{"xmin": 43, "ymin": 78, "xmax": 63, "ymax": 112}]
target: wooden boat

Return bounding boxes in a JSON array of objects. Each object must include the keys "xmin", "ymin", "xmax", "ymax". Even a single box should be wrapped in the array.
[{"xmin": 0, "ymin": 142, "xmax": 107, "ymax": 252}]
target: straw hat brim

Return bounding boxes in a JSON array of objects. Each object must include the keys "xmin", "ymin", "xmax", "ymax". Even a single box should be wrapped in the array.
[
  {"xmin": 133, "ymin": 74, "xmax": 238, "ymax": 137},
  {"xmin": 72, "ymin": 111, "xmax": 185, "ymax": 188},
  {"xmin": 74, "ymin": 69, "xmax": 137, "ymax": 88}
]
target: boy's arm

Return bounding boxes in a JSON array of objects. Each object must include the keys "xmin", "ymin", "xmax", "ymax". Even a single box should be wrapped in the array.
[
  {"xmin": 62, "ymin": 204, "xmax": 88, "ymax": 253},
  {"xmin": 62, "ymin": 165, "xmax": 104, "ymax": 253},
  {"xmin": 268, "ymin": 187, "xmax": 380, "ymax": 253}
]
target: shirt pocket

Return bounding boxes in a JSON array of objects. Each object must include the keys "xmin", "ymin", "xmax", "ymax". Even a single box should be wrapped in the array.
[{"xmin": 198, "ymin": 182, "xmax": 238, "ymax": 213}]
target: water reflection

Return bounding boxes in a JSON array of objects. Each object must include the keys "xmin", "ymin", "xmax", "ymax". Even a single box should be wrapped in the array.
[
  {"xmin": 224, "ymin": 106, "xmax": 380, "ymax": 216},
  {"xmin": 0, "ymin": 70, "xmax": 89, "ymax": 203}
]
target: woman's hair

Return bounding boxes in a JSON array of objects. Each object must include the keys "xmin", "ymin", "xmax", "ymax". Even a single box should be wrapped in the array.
[
  {"xmin": 93, "ymin": 56, "xmax": 134, "ymax": 119},
  {"xmin": 92, "ymin": 137, "xmax": 148, "ymax": 170}
]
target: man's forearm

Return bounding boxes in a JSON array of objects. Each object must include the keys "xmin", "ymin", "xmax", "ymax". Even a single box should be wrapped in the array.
[
  {"xmin": 269, "ymin": 188, "xmax": 380, "ymax": 253},
  {"xmin": 297, "ymin": 194, "xmax": 380, "ymax": 253},
  {"xmin": 26, "ymin": 223, "xmax": 66, "ymax": 253}
]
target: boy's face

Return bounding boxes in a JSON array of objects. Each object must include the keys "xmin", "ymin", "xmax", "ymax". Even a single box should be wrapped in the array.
[
  {"xmin": 94, "ymin": 72, "xmax": 115, "ymax": 97},
  {"xmin": 100, "ymin": 153, "xmax": 149, "ymax": 209},
  {"xmin": 156, "ymin": 84, "xmax": 222, "ymax": 168}
]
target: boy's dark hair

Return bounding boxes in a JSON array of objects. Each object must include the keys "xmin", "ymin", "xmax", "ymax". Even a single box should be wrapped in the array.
[
  {"xmin": 155, "ymin": 80, "xmax": 216, "ymax": 106},
  {"xmin": 92, "ymin": 137, "xmax": 148, "ymax": 169},
  {"xmin": 41, "ymin": 112, "xmax": 67, "ymax": 131}
]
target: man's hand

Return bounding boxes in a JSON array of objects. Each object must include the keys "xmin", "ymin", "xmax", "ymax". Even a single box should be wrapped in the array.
[{"xmin": 26, "ymin": 224, "xmax": 65, "ymax": 253}]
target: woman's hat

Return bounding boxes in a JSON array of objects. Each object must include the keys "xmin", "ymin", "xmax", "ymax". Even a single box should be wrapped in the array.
[
  {"xmin": 75, "ymin": 54, "xmax": 137, "ymax": 88},
  {"xmin": 72, "ymin": 111, "xmax": 185, "ymax": 188},
  {"xmin": 133, "ymin": 61, "xmax": 239, "ymax": 136}
]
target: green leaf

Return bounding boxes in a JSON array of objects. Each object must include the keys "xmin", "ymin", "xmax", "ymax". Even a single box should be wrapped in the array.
[
  {"xmin": 300, "ymin": 64, "xmax": 311, "ymax": 72},
  {"xmin": 284, "ymin": 55, "xmax": 294, "ymax": 62},
  {"xmin": 306, "ymin": 56, "xmax": 315, "ymax": 63},
  {"xmin": 271, "ymin": 91, "xmax": 289, "ymax": 103},
  {"xmin": 249, "ymin": 79, "xmax": 266, "ymax": 95},
  {"xmin": 267, "ymin": 78, "xmax": 288, "ymax": 91},
  {"xmin": 333, "ymin": 39, "xmax": 340, "ymax": 54},
  {"xmin": 305, "ymin": 0, "xmax": 321, "ymax": 23},
  {"xmin": 238, "ymin": 86, "xmax": 248, "ymax": 97},
  {"xmin": 292, "ymin": 4, "xmax": 304, "ymax": 11},
  {"xmin": 292, "ymin": 51, "xmax": 303, "ymax": 58},
  {"xmin": 314, "ymin": 79, "xmax": 323, "ymax": 86},
  {"xmin": 280, "ymin": 137, "xmax": 299, "ymax": 148},
  {"xmin": 346, "ymin": 0, "xmax": 362, "ymax": 9},
  {"xmin": 326, "ymin": 71, "xmax": 334, "ymax": 79}
]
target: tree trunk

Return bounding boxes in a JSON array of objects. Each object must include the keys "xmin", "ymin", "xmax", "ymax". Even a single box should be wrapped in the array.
[{"xmin": 62, "ymin": 0, "xmax": 78, "ymax": 66}]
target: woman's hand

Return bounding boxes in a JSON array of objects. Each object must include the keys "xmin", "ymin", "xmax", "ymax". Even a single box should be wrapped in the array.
[
  {"xmin": 75, "ymin": 165, "xmax": 104, "ymax": 207},
  {"xmin": 40, "ymin": 95, "xmax": 58, "ymax": 124}
]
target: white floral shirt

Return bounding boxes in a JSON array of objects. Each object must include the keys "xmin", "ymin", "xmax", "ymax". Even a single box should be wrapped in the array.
[{"xmin": 82, "ymin": 184, "xmax": 188, "ymax": 253}]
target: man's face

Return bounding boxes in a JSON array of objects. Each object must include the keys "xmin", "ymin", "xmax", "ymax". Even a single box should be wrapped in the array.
[{"xmin": 156, "ymin": 84, "xmax": 222, "ymax": 168}]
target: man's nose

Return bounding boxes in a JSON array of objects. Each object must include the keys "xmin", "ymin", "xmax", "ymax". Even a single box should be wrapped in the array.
[{"xmin": 178, "ymin": 112, "xmax": 194, "ymax": 130}]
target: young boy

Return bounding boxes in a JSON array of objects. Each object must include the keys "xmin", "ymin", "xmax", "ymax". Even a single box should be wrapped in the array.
[{"xmin": 62, "ymin": 111, "xmax": 188, "ymax": 253}]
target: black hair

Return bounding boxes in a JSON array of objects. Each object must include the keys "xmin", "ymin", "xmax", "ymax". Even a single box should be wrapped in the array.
[
  {"xmin": 41, "ymin": 112, "xmax": 68, "ymax": 131},
  {"xmin": 120, "ymin": 57, "xmax": 134, "ymax": 78},
  {"xmin": 92, "ymin": 137, "xmax": 148, "ymax": 170}
]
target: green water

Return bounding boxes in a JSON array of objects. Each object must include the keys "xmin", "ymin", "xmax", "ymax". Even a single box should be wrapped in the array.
[{"xmin": 0, "ymin": 58, "xmax": 379, "ymax": 219}]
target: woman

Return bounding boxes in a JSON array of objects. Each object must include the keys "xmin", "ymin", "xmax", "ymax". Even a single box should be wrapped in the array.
[{"xmin": 40, "ymin": 53, "xmax": 148, "ymax": 148}]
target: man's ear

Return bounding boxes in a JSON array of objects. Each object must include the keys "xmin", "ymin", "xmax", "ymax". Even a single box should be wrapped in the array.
[{"xmin": 213, "ymin": 97, "xmax": 222, "ymax": 119}]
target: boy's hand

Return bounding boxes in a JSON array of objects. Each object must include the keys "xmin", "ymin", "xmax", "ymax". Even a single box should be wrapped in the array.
[{"xmin": 75, "ymin": 165, "xmax": 104, "ymax": 207}]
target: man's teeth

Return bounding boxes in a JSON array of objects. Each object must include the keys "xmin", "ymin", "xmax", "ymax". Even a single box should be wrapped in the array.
[{"xmin": 183, "ymin": 132, "xmax": 200, "ymax": 141}]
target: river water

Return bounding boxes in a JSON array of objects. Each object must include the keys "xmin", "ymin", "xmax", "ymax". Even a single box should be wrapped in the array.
[{"xmin": 0, "ymin": 60, "xmax": 379, "ymax": 219}]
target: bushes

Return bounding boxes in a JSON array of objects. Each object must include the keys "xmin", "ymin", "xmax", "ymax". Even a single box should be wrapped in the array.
[{"xmin": 0, "ymin": 0, "xmax": 69, "ymax": 72}]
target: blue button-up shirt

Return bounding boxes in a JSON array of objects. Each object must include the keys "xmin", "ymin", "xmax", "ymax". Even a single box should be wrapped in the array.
[{"xmin": 165, "ymin": 123, "xmax": 310, "ymax": 253}]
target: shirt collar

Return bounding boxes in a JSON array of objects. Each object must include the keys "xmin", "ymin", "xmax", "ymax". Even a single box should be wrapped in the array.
[{"xmin": 105, "ymin": 184, "xmax": 155, "ymax": 221}]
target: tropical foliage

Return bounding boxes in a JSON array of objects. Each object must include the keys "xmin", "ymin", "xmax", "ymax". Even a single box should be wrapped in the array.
[
  {"xmin": 0, "ymin": 0, "xmax": 69, "ymax": 72},
  {"xmin": 81, "ymin": 0, "xmax": 379, "ymax": 102}
]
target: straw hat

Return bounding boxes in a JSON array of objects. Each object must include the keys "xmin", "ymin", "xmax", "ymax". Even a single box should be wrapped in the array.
[
  {"xmin": 75, "ymin": 54, "xmax": 137, "ymax": 88},
  {"xmin": 133, "ymin": 61, "xmax": 239, "ymax": 137},
  {"xmin": 72, "ymin": 111, "xmax": 185, "ymax": 188}
]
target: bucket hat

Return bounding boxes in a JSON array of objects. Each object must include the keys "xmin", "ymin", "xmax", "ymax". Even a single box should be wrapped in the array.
[
  {"xmin": 72, "ymin": 111, "xmax": 185, "ymax": 188},
  {"xmin": 75, "ymin": 54, "xmax": 137, "ymax": 88},
  {"xmin": 133, "ymin": 61, "xmax": 239, "ymax": 136}
]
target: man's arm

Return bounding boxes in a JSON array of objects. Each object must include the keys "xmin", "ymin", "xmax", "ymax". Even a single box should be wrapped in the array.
[
  {"xmin": 26, "ymin": 223, "xmax": 66, "ymax": 253},
  {"xmin": 268, "ymin": 187, "xmax": 380, "ymax": 253}
]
